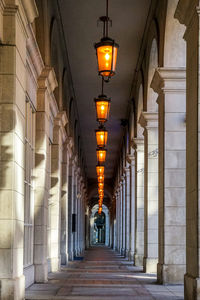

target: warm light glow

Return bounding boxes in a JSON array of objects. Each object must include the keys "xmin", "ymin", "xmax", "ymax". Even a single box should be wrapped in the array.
[
  {"xmin": 98, "ymin": 207, "xmax": 102, "ymax": 214},
  {"xmin": 95, "ymin": 38, "xmax": 119, "ymax": 78},
  {"xmin": 94, "ymin": 96, "xmax": 111, "ymax": 124},
  {"xmin": 96, "ymin": 148, "xmax": 107, "ymax": 163},
  {"xmin": 96, "ymin": 128, "xmax": 108, "ymax": 148},
  {"xmin": 98, "ymin": 182, "xmax": 104, "ymax": 189},
  {"xmin": 96, "ymin": 165, "xmax": 104, "ymax": 177}
]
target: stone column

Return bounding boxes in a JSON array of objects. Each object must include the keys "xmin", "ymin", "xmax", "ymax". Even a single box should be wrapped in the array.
[
  {"xmin": 48, "ymin": 118, "xmax": 62, "ymax": 272},
  {"xmin": 140, "ymin": 112, "xmax": 158, "ymax": 273},
  {"xmin": 60, "ymin": 138, "xmax": 70, "ymax": 265},
  {"xmin": 151, "ymin": 68, "xmax": 186, "ymax": 283},
  {"xmin": 127, "ymin": 154, "xmax": 136, "ymax": 262},
  {"xmin": 119, "ymin": 185, "xmax": 123, "ymax": 253},
  {"xmin": 124, "ymin": 166, "xmax": 131, "ymax": 258},
  {"xmin": 175, "ymin": 1, "xmax": 200, "ymax": 297},
  {"xmin": 121, "ymin": 177, "xmax": 126, "ymax": 256},
  {"xmin": 68, "ymin": 158, "xmax": 74, "ymax": 260},
  {"xmin": 133, "ymin": 138, "xmax": 144, "ymax": 266},
  {"xmin": 34, "ymin": 67, "xmax": 58, "ymax": 282},
  {"xmin": 73, "ymin": 166, "xmax": 78, "ymax": 256}
]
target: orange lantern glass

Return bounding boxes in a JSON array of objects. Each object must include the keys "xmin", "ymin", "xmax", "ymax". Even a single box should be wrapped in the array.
[
  {"xmin": 98, "ymin": 188, "xmax": 104, "ymax": 194},
  {"xmin": 98, "ymin": 182, "xmax": 104, "ymax": 189},
  {"xmin": 97, "ymin": 174, "xmax": 104, "ymax": 182},
  {"xmin": 96, "ymin": 165, "xmax": 105, "ymax": 177},
  {"xmin": 94, "ymin": 95, "xmax": 111, "ymax": 124},
  {"xmin": 96, "ymin": 148, "xmax": 107, "ymax": 163},
  {"xmin": 96, "ymin": 127, "xmax": 108, "ymax": 148},
  {"xmin": 94, "ymin": 37, "xmax": 119, "ymax": 79}
]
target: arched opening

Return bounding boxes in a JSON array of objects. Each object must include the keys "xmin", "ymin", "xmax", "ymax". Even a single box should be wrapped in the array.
[
  {"xmin": 90, "ymin": 204, "xmax": 110, "ymax": 246},
  {"xmin": 94, "ymin": 211, "xmax": 106, "ymax": 244}
]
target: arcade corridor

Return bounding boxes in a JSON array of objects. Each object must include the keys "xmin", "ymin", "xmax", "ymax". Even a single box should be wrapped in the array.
[
  {"xmin": 26, "ymin": 247, "xmax": 183, "ymax": 299},
  {"xmin": 1, "ymin": 0, "xmax": 200, "ymax": 299}
]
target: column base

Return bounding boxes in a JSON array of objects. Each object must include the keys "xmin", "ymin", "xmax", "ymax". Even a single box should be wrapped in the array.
[
  {"xmin": 184, "ymin": 273, "xmax": 200, "ymax": 300},
  {"xmin": 0, "ymin": 275, "xmax": 25, "ymax": 300},
  {"xmin": 157, "ymin": 262, "xmax": 185, "ymax": 284},
  {"xmin": 61, "ymin": 252, "xmax": 69, "ymax": 265},
  {"xmin": 48, "ymin": 257, "xmax": 60, "ymax": 272},
  {"xmin": 35, "ymin": 262, "xmax": 48, "ymax": 282},
  {"xmin": 68, "ymin": 251, "xmax": 74, "ymax": 261},
  {"xmin": 129, "ymin": 251, "xmax": 135, "ymax": 262},
  {"xmin": 125, "ymin": 249, "xmax": 129, "ymax": 258},
  {"xmin": 134, "ymin": 253, "xmax": 143, "ymax": 266},
  {"xmin": 121, "ymin": 248, "xmax": 125, "ymax": 257},
  {"xmin": 143, "ymin": 257, "xmax": 158, "ymax": 273}
]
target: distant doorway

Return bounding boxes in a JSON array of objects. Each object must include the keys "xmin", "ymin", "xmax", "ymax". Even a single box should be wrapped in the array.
[{"xmin": 94, "ymin": 212, "xmax": 105, "ymax": 244}]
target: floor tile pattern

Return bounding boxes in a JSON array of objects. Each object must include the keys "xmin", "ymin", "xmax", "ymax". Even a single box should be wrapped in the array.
[{"xmin": 26, "ymin": 246, "xmax": 184, "ymax": 300}]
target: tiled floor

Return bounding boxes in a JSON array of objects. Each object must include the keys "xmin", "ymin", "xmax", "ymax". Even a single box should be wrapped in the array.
[{"xmin": 26, "ymin": 246, "xmax": 184, "ymax": 299}]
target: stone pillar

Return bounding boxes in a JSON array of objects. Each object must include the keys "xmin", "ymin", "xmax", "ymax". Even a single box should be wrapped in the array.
[
  {"xmin": 121, "ymin": 177, "xmax": 126, "ymax": 256},
  {"xmin": 133, "ymin": 138, "xmax": 144, "ymax": 266},
  {"xmin": 175, "ymin": 1, "xmax": 200, "ymax": 297},
  {"xmin": 48, "ymin": 117, "xmax": 63, "ymax": 272},
  {"xmin": 60, "ymin": 135, "xmax": 70, "ymax": 265},
  {"xmin": 68, "ymin": 158, "xmax": 74, "ymax": 260},
  {"xmin": 34, "ymin": 67, "xmax": 57, "ymax": 282},
  {"xmin": 151, "ymin": 68, "xmax": 186, "ymax": 283},
  {"xmin": 140, "ymin": 112, "xmax": 158, "ymax": 273},
  {"xmin": 119, "ymin": 184, "xmax": 123, "ymax": 253},
  {"xmin": 127, "ymin": 154, "xmax": 136, "ymax": 262},
  {"xmin": 124, "ymin": 167, "xmax": 131, "ymax": 258},
  {"xmin": 73, "ymin": 166, "xmax": 78, "ymax": 256}
]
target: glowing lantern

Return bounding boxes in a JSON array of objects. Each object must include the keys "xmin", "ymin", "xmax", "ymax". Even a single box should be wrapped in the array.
[
  {"xmin": 96, "ymin": 127, "xmax": 108, "ymax": 148},
  {"xmin": 96, "ymin": 148, "xmax": 107, "ymax": 163},
  {"xmin": 95, "ymin": 37, "xmax": 119, "ymax": 80},
  {"xmin": 94, "ymin": 95, "xmax": 111, "ymax": 124},
  {"xmin": 96, "ymin": 165, "xmax": 105, "ymax": 177},
  {"xmin": 98, "ymin": 182, "xmax": 104, "ymax": 189}
]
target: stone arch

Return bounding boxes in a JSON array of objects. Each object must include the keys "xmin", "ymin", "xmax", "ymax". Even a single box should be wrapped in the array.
[
  {"xmin": 163, "ymin": 0, "xmax": 186, "ymax": 68},
  {"xmin": 50, "ymin": 18, "xmax": 63, "ymax": 109},
  {"xmin": 146, "ymin": 39, "xmax": 158, "ymax": 112},
  {"xmin": 137, "ymin": 84, "xmax": 144, "ymax": 138}
]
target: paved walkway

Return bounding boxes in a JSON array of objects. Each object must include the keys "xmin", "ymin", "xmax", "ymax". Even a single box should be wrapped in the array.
[{"xmin": 26, "ymin": 246, "xmax": 184, "ymax": 300}]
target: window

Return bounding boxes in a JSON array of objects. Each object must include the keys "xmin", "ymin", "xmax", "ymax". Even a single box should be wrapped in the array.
[{"xmin": 24, "ymin": 100, "xmax": 35, "ymax": 268}]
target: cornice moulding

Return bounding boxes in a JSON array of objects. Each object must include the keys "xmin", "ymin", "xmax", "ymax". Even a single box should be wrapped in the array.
[{"xmin": 151, "ymin": 68, "xmax": 186, "ymax": 95}]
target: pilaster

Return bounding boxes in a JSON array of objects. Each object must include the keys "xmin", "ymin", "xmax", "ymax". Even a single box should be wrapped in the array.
[
  {"xmin": 151, "ymin": 67, "xmax": 186, "ymax": 284},
  {"xmin": 132, "ymin": 138, "xmax": 144, "ymax": 266},
  {"xmin": 140, "ymin": 112, "xmax": 158, "ymax": 273},
  {"xmin": 127, "ymin": 153, "xmax": 136, "ymax": 262},
  {"xmin": 175, "ymin": 1, "xmax": 200, "ymax": 298},
  {"xmin": 124, "ymin": 166, "xmax": 131, "ymax": 258}
]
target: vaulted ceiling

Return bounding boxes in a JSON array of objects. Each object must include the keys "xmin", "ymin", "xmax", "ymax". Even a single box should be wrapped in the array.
[{"xmin": 59, "ymin": 0, "xmax": 151, "ymax": 196}]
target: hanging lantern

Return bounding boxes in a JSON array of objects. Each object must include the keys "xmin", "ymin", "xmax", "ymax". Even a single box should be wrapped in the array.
[
  {"xmin": 98, "ymin": 188, "xmax": 104, "ymax": 194},
  {"xmin": 98, "ymin": 182, "xmax": 104, "ymax": 189},
  {"xmin": 94, "ymin": 95, "xmax": 111, "ymax": 124},
  {"xmin": 96, "ymin": 127, "xmax": 108, "ymax": 148},
  {"xmin": 96, "ymin": 165, "xmax": 105, "ymax": 177},
  {"xmin": 94, "ymin": 0, "xmax": 119, "ymax": 82},
  {"xmin": 95, "ymin": 37, "xmax": 119, "ymax": 80},
  {"xmin": 97, "ymin": 148, "xmax": 107, "ymax": 163},
  {"xmin": 97, "ymin": 176, "xmax": 104, "ymax": 183}
]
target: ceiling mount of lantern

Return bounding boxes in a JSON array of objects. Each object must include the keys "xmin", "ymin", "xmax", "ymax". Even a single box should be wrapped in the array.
[
  {"xmin": 94, "ymin": 0, "xmax": 119, "ymax": 82},
  {"xmin": 96, "ymin": 126, "xmax": 108, "ymax": 148}
]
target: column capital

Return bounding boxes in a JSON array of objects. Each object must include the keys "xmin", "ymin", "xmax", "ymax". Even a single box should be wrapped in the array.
[
  {"xmin": 151, "ymin": 67, "xmax": 186, "ymax": 96},
  {"xmin": 139, "ymin": 111, "xmax": 158, "ymax": 129},
  {"xmin": 132, "ymin": 137, "xmax": 144, "ymax": 152}
]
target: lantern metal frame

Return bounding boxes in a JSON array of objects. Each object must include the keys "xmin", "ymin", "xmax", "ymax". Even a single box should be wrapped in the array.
[
  {"xmin": 95, "ymin": 126, "xmax": 108, "ymax": 148},
  {"xmin": 94, "ymin": 94, "xmax": 111, "ymax": 124}
]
